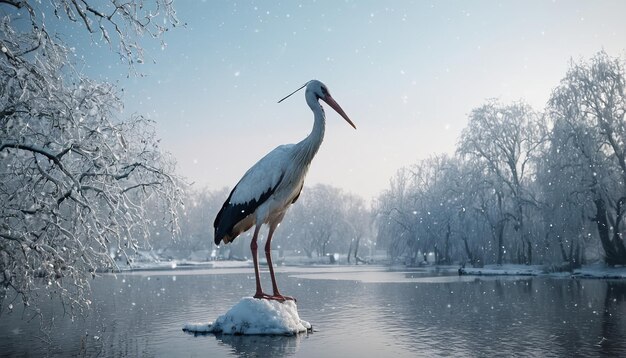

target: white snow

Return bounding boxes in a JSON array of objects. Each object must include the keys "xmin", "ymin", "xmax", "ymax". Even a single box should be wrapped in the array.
[
  {"xmin": 183, "ymin": 297, "xmax": 311, "ymax": 336},
  {"xmin": 572, "ymin": 263, "xmax": 626, "ymax": 279},
  {"xmin": 459, "ymin": 264, "xmax": 543, "ymax": 276},
  {"xmin": 459, "ymin": 263, "xmax": 626, "ymax": 279},
  {"xmin": 117, "ymin": 258, "xmax": 252, "ymax": 271}
]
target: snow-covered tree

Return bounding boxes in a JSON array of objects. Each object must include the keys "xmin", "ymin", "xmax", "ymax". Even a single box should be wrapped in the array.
[
  {"xmin": 275, "ymin": 184, "xmax": 368, "ymax": 260},
  {"xmin": 0, "ymin": 0, "xmax": 181, "ymax": 317},
  {"xmin": 342, "ymin": 192, "xmax": 371, "ymax": 264},
  {"xmin": 535, "ymin": 120, "xmax": 596, "ymax": 267},
  {"xmin": 147, "ymin": 186, "xmax": 229, "ymax": 256},
  {"xmin": 373, "ymin": 167, "xmax": 420, "ymax": 263},
  {"xmin": 548, "ymin": 51, "xmax": 626, "ymax": 265},
  {"xmin": 458, "ymin": 100, "xmax": 547, "ymax": 264},
  {"xmin": 374, "ymin": 50, "xmax": 625, "ymax": 268}
]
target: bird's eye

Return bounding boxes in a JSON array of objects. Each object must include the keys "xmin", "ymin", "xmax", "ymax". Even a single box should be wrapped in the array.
[{"xmin": 321, "ymin": 86, "xmax": 329, "ymax": 96}]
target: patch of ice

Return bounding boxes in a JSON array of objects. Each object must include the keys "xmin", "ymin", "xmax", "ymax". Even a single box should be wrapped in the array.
[{"xmin": 183, "ymin": 297, "xmax": 311, "ymax": 336}]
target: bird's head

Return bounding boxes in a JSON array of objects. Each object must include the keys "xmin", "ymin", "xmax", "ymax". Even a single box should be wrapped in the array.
[{"xmin": 306, "ymin": 80, "xmax": 357, "ymax": 129}]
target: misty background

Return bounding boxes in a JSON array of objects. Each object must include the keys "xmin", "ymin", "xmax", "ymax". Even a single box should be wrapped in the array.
[{"xmin": 77, "ymin": 1, "xmax": 626, "ymax": 199}]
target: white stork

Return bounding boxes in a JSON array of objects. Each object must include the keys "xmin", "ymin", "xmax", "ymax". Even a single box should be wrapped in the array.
[{"xmin": 213, "ymin": 80, "xmax": 356, "ymax": 301}]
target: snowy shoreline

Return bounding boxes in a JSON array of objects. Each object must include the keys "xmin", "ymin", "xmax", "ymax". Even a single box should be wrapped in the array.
[
  {"xmin": 459, "ymin": 263, "xmax": 626, "ymax": 279},
  {"xmin": 105, "ymin": 259, "xmax": 252, "ymax": 273},
  {"xmin": 108, "ymin": 259, "xmax": 626, "ymax": 280}
]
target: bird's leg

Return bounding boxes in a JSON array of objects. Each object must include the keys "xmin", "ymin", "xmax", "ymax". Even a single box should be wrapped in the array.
[
  {"xmin": 265, "ymin": 225, "xmax": 296, "ymax": 302},
  {"xmin": 251, "ymin": 225, "xmax": 270, "ymax": 300}
]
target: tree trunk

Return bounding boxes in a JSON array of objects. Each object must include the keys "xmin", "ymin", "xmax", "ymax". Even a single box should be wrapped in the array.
[
  {"xmin": 572, "ymin": 241, "xmax": 582, "ymax": 269},
  {"xmin": 516, "ymin": 202, "xmax": 532, "ymax": 265},
  {"xmin": 347, "ymin": 240, "xmax": 353, "ymax": 264},
  {"xmin": 463, "ymin": 237, "xmax": 473, "ymax": 263},
  {"xmin": 612, "ymin": 197, "xmax": 626, "ymax": 259},
  {"xmin": 496, "ymin": 221, "xmax": 505, "ymax": 265},
  {"xmin": 496, "ymin": 193, "xmax": 505, "ymax": 265},
  {"xmin": 593, "ymin": 197, "xmax": 626, "ymax": 265},
  {"xmin": 443, "ymin": 223, "xmax": 451, "ymax": 264},
  {"xmin": 558, "ymin": 234, "xmax": 569, "ymax": 262},
  {"xmin": 462, "ymin": 236, "xmax": 482, "ymax": 266},
  {"xmin": 354, "ymin": 237, "xmax": 367, "ymax": 264},
  {"xmin": 321, "ymin": 235, "xmax": 330, "ymax": 257}
]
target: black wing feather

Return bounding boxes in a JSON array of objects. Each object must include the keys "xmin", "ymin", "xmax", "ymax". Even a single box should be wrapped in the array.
[{"xmin": 213, "ymin": 175, "xmax": 283, "ymax": 245}]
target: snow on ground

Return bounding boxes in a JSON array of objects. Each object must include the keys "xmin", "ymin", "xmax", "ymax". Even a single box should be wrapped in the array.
[
  {"xmin": 460, "ymin": 263, "xmax": 626, "ymax": 279},
  {"xmin": 116, "ymin": 259, "xmax": 252, "ymax": 272},
  {"xmin": 459, "ymin": 264, "xmax": 544, "ymax": 276},
  {"xmin": 183, "ymin": 298, "xmax": 311, "ymax": 335},
  {"xmin": 115, "ymin": 254, "xmax": 626, "ymax": 281},
  {"xmin": 572, "ymin": 263, "xmax": 626, "ymax": 279}
]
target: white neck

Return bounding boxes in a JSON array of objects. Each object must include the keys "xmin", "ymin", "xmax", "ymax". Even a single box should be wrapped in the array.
[{"xmin": 293, "ymin": 91, "xmax": 326, "ymax": 166}]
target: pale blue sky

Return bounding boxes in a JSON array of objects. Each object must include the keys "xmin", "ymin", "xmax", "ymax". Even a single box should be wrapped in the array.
[{"xmin": 68, "ymin": 1, "xmax": 626, "ymax": 199}]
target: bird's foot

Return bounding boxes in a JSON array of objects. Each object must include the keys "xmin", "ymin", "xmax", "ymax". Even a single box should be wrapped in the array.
[
  {"xmin": 253, "ymin": 292, "xmax": 273, "ymax": 300},
  {"xmin": 270, "ymin": 294, "xmax": 296, "ymax": 303},
  {"xmin": 253, "ymin": 292, "xmax": 296, "ymax": 303}
]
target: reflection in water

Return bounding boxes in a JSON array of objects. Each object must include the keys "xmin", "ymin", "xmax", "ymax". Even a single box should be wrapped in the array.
[
  {"xmin": 0, "ymin": 267, "xmax": 625, "ymax": 357},
  {"xmin": 601, "ymin": 282, "xmax": 626, "ymax": 356},
  {"xmin": 182, "ymin": 324, "xmax": 306, "ymax": 357},
  {"xmin": 216, "ymin": 333, "xmax": 303, "ymax": 357}
]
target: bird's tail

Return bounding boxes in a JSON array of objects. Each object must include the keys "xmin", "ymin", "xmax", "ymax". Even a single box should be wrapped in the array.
[
  {"xmin": 215, "ymin": 235, "xmax": 233, "ymax": 246},
  {"xmin": 214, "ymin": 227, "xmax": 234, "ymax": 245}
]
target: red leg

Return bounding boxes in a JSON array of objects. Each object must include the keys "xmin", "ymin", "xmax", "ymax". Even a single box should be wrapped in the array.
[
  {"xmin": 265, "ymin": 224, "xmax": 296, "ymax": 302},
  {"xmin": 250, "ymin": 225, "xmax": 269, "ymax": 299}
]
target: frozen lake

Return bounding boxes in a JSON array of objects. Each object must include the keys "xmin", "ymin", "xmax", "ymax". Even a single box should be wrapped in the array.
[{"xmin": 1, "ymin": 265, "xmax": 625, "ymax": 357}]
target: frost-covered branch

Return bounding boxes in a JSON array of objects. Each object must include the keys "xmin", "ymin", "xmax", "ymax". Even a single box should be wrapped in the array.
[{"xmin": 0, "ymin": 0, "xmax": 183, "ymax": 319}]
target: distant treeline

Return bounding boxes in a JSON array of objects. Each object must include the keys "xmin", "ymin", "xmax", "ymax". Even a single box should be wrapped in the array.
[
  {"xmin": 150, "ymin": 184, "xmax": 372, "ymax": 263},
  {"xmin": 374, "ymin": 51, "xmax": 626, "ymax": 268}
]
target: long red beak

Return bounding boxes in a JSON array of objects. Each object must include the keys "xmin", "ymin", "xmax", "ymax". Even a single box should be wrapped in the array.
[{"xmin": 322, "ymin": 95, "xmax": 357, "ymax": 129}]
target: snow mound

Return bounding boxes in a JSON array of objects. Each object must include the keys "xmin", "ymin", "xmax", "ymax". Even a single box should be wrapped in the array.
[{"xmin": 183, "ymin": 297, "xmax": 311, "ymax": 336}]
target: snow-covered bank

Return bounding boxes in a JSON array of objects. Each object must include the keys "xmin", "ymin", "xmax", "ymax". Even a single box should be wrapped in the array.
[
  {"xmin": 459, "ymin": 264, "xmax": 544, "ymax": 277},
  {"xmin": 572, "ymin": 263, "xmax": 626, "ymax": 279},
  {"xmin": 183, "ymin": 298, "xmax": 311, "ymax": 336},
  {"xmin": 459, "ymin": 263, "xmax": 626, "ymax": 279},
  {"xmin": 111, "ymin": 257, "xmax": 626, "ymax": 280},
  {"xmin": 111, "ymin": 259, "xmax": 252, "ymax": 272},
  {"xmin": 113, "ymin": 253, "xmax": 383, "ymax": 272}
]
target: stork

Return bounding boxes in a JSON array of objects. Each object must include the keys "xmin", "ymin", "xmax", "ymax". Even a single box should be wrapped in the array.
[{"xmin": 213, "ymin": 80, "xmax": 356, "ymax": 302}]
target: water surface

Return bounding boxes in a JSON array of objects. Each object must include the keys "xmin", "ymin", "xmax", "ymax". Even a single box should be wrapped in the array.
[{"xmin": 1, "ymin": 265, "xmax": 624, "ymax": 357}]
